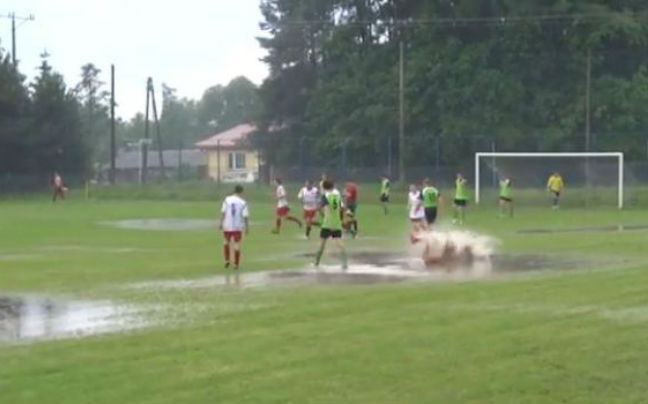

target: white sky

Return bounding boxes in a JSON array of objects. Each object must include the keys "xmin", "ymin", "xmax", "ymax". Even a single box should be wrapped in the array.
[{"xmin": 1, "ymin": 0, "xmax": 269, "ymax": 119}]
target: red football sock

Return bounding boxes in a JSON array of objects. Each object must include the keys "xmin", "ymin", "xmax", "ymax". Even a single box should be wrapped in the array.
[
  {"xmin": 224, "ymin": 245, "xmax": 230, "ymax": 262},
  {"xmin": 234, "ymin": 250, "xmax": 241, "ymax": 266}
]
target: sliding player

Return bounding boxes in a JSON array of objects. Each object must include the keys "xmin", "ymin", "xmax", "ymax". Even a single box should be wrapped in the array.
[
  {"xmin": 297, "ymin": 180, "xmax": 320, "ymax": 238},
  {"xmin": 272, "ymin": 178, "xmax": 302, "ymax": 234},
  {"xmin": 453, "ymin": 173, "xmax": 468, "ymax": 224},
  {"xmin": 314, "ymin": 179, "xmax": 348, "ymax": 270},
  {"xmin": 219, "ymin": 185, "xmax": 249, "ymax": 270}
]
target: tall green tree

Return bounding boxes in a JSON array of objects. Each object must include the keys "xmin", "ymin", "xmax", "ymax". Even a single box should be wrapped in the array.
[{"xmin": 29, "ymin": 54, "xmax": 86, "ymax": 176}]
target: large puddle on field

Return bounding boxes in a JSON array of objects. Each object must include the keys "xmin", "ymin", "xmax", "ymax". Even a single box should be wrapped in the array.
[
  {"xmin": 518, "ymin": 224, "xmax": 648, "ymax": 234},
  {"xmin": 0, "ymin": 295, "xmax": 150, "ymax": 343},
  {"xmin": 102, "ymin": 219, "xmax": 214, "ymax": 231},
  {"xmin": 130, "ymin": 251, "xmax": 622, "ymax": 291}
]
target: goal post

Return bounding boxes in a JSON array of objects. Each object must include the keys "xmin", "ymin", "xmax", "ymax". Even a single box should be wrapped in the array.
[{"xmin": 474, "ymin": 152, "xmax": 624, "ymax": 209}]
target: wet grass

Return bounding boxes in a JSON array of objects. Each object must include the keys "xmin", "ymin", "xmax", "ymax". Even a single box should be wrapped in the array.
[{"xmin": 2, "ymin": 195, "xmax": 648, "ymax": 402}]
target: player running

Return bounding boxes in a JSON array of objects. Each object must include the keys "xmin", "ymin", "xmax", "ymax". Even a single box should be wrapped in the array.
[
  {"xmin": 499, "ymin": 177, "xmax": 514, "ymax": 217},
  {"xmin": 297, "ymin": 180, "xmax": 320, "ymax": 238},
  {"xmin": 408, "ymin": 184, "xmax": 426, "ymax": 241},
  {"xmin": 344, "ymin": 180, "xmax": 359, "ymax": 237},
  {"xmin": 272, "ymin": 178, "xmax": 302, "ymax": 234},
  {"xmin": 379, "ymin": 176, "xmax": 390, "ymax": 215},
  {"xmin": 219, "ymin": 185, "xmax": 249, "ymax": 270},
  {"xmin": 52, "ymin": 171, "xmax": 67, "ymax": 202},
  {"xmin": 421, "ymin": 178, "xmax": 441, "ymax": 227},
  {"xmin": 546, "ymin": 172, "xmax": 564, "ymax": 209},
  {"xmin": 453, "ymin": 173, "xmax": 469, "ymax": 224},
  {"xmin": 314, "ymin": 179, "xmax": 348, "ymax": 270}
]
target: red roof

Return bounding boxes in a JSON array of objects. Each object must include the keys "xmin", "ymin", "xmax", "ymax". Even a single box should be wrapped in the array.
[{"xmin": 195, "ymin": 123, "xmax": 257, "ymax": 149}]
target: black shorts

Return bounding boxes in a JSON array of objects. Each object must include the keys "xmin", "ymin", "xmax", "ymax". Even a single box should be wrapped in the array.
[
  {"xmin": 424, "ymin": 207, "xmax": 437, "ymax": 224},
  {"xmin": 320, "ymin": 228, "xmax": 342, "ymax": 239},
  {"xmin": 454, "ymin": 199, "xmax": 467, "ymax": 207},
  {"xmin": 551, "ymin": 191, "xmax": 561, "ymax": 198},
  {"xmin": 500, "ymin": 196, "xmax": 513, "ymax": 203},
  {"xmin": 380, "ymin": 193, "xmax": 389, "ymax": 203},
  {"xmin": 347, "ymin": 202, "xmax": 357, "ymax": 214}
]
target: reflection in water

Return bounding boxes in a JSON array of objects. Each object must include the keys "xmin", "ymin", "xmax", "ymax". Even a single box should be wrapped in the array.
[{"xmin": 0, "ymin": 295, "xmax": 146, "ymax": 342}]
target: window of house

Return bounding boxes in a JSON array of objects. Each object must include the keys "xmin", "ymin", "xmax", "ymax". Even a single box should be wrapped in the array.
[{"xmin": 228, "ymin": 152, "xmax": 246, "ymax": 169}]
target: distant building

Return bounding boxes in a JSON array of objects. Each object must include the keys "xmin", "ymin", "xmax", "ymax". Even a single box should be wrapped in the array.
[
  {"xmin": 195, "ymin": 123, "xmax": 260, "ymax": 183},
  {"xmin": 109, "ymin": 148, "xmax": 207, "ymax": 182}
]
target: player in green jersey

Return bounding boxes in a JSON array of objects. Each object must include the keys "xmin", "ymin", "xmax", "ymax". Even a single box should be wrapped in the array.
[
  {"xmin": 499, "ymin": 177, "xmax": 513, "ymax": 217},
  {"xmin": 314, "ymin": 179, "xmax": 348, "ymax": 270},
  {"xmin": 452, "ymin": 173, "xmax": 468, "ymax": 225},
  {"xmin": 379, "ymin": 176, "xmax": 390, "ymax": 215},
  {"xmin": 420, "ymin": 178, "xmax": 441, "ymax": 226}
]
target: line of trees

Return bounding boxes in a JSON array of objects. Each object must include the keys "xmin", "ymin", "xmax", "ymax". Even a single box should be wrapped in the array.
[
  {"xmin": 254, "ymin": 0, "xmax": 648, "ymax": 168},
  {"xmin": 0, "ymin": 43, "xmax": 261, "ymax": 184}
]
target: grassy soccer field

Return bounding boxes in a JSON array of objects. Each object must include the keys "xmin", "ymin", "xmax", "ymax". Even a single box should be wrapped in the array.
[{"xmin": 2, "ymin": 185, "xmax": 648, "ymax": 403}]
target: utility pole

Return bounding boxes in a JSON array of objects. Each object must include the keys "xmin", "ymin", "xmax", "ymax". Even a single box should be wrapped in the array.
[
  {"xmin": 2, "ymin": 13, "xmax": 35, "ymax": 67},
  {"xmin": 143, "ymin": 79, "xmax": 150, "ymax": 184},
  {"xmin": 398, "ymin": 39, "xmax": 405, "ymax": 184},
  {"xmin": 148, "ymin": 79, "xmax": 165, "ymax": 171},
  {"xmin": 110, "ymin": 64, "xmax": 116, "ymax": 184}
]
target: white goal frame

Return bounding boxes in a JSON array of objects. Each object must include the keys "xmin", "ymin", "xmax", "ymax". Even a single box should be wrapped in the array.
[{"xmin": 474, "ymin": 152, "xmax": 624, "ymax": 209}]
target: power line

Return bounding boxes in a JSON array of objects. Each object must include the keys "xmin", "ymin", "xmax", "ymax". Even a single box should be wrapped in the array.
[{"xmin": 1, "ymin": 12, "xmax": 35, "ymax": 67}]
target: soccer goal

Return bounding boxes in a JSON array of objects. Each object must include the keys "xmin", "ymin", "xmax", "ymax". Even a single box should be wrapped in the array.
[{"xmin": 474, "ymin": 152, "xmax": 624, "ymax": 209}]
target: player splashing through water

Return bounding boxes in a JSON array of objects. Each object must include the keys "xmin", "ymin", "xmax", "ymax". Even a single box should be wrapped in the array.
[
  {"xmin": 314, "ymin": 179, "xmax": 348, "ymax": 270},
  {"xmin": 407, "ymin": 183, "xmax": 426, "ymax": 243}
]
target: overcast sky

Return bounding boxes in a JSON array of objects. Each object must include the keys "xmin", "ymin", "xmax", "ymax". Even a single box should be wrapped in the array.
[{"xmin": 2, "ymin": 0, "xmax": 269, "ymax": 119}]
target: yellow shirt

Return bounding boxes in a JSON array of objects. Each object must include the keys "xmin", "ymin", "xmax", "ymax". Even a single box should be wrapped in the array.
[{"xmin": 547, "ymin": 175, "xmax": 564, "ymax": 192}]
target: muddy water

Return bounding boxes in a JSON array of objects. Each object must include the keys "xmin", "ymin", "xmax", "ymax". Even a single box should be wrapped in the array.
[
  {"xmin": 0, "ymin": 295, "xmax": 149, "ymax": 342},
  {"xmin": 518, "ymin": 224, "xmax": 648, "ymax": 234},
  {"xmin": 102, "ymin": 219, "xmax": 214, "ymax": 231},
  {"xmin": 130, "ymin": 250, "xmax": 620, "ymax": 292}
]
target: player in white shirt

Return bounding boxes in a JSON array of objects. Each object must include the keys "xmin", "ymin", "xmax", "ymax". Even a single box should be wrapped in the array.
[
  {"xmin": 219, "ymin": 185, "xmax": 249, "ymax": 270},
  {"xmin": 408, "ymin": 183, "xmax": 426, "ymax": 243},
  {"xmin": 272, "ymin": 178, "xmax": 302, "ymax": 234},
  {"xmin": 297, "ymin": 180, "xmax": 321, "ymax": 238}
]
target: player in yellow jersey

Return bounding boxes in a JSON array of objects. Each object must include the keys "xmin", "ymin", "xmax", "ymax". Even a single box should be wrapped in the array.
[{"xmin": 546, "ymin": 172, "xmax": 564, "ymax": 209}]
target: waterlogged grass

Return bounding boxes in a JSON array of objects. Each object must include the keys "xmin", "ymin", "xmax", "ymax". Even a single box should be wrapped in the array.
[{"xmin": 2, "ymin": 195, "xmax": 648, "ymax": 403}]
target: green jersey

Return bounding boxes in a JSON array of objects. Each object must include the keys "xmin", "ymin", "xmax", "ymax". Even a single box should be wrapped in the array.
[
  {"xmin": 500, "ymin": 180, "xmax": 512, "ymax": 198},
  {"xmin": 455, "ymin": 178, "xmax": 468, "ymax": 200},
  {"xmin": 321, "ymin": 190, "xmax": 343, "ymax": 230},
  {"xmin": 380, "ymin": 179, "xmax": 390, "ymax": 195},
  {"xmin": 421, "ymin": 186, "xmax": 440, "ymax": 208}
]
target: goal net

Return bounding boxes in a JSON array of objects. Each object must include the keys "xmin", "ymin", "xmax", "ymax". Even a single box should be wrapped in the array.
[{"xmin": 475, "ymin": 152, "xmax": 624, "ymax": 209}]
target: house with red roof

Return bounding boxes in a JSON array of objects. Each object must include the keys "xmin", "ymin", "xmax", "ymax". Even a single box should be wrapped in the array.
[{"xmin": 195, "ymin": 123, "xmax": 260, "ymax": 182}]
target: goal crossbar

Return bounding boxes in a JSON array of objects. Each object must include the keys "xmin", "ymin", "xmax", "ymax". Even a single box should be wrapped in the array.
[{"xmin": 474, "ymin": 152, "xmax": 624, "ymax": 209}]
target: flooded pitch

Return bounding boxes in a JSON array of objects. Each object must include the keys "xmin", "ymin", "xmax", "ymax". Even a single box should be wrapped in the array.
[
  {"xmin": 0, "ymin": 295, "xmax": 149, "ymax": 342},
  {"xmin": 130, "ymin": 250, "xmax": 620, "ymax": 292},
  {"xmin": 102, "ymin": 218, "xmax": 214, "ymax": 231}
]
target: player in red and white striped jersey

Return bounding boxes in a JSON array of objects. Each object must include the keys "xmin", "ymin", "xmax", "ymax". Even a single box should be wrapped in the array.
[{"xmin": 219, "ymin": 185, "xmax": 249, "ymax": 270}]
